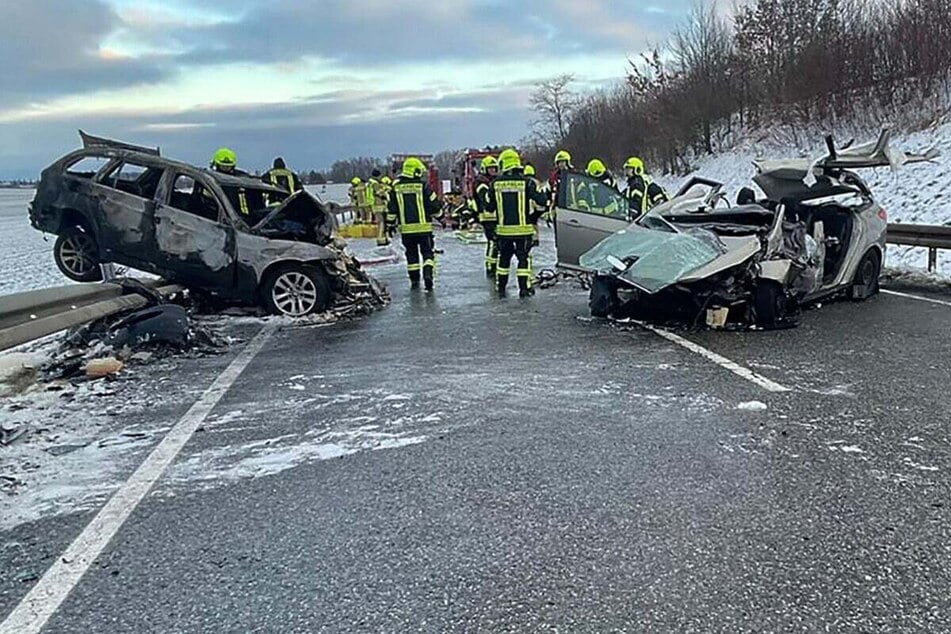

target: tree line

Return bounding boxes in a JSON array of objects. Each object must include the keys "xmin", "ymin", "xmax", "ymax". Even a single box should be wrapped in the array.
[{"xmin": 554, "ymin": 0, "xmax": 951, "ymax": 175}]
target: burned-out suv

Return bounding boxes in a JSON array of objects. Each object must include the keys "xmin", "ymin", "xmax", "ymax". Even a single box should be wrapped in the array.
[{"xmin": 30, "ymin": 132, "xmax": 365, "ymax": 317}]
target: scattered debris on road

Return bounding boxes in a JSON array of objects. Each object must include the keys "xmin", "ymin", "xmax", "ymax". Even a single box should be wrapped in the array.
[
  {"xmin": 736, "ymin": 400, "xmax": 769, "ymax": 412},
  {"xmin": 533, "ymin": 268, "xmax": 591, "ymax": 291}
]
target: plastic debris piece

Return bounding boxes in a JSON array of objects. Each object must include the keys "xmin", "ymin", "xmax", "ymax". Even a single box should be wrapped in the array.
[{"xmin": 85, "ymin": 357, "xmax": 124, "ymax": 379}]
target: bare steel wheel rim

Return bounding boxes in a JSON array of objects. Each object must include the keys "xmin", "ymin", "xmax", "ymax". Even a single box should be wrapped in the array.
[
  {"xmin": 59, "ymin": 233, "xmax": 96, "ymax": 277},
  {"xmin": 272, "ymin": 271, "xmax": 318, "ymax": 316}
]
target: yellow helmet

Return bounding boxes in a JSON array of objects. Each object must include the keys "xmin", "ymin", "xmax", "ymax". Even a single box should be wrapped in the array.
[
  {"xmin": 480, "ymin": 155, "xmax": 498, "ymax": 173},
  {"xmin": 624, "ymin": 156, "xmax": 645, "ymax": 175},
  {"xmin": 401, "ymin": 157, "xmax": 426, "ymax": 178},
  {"xmin": 524, "ymin": 164, "xmax": 536, "ymax": 177},
  {"xmin": 554, "ymin": 149, "xmax": 572, "ymax": 166},
  {"xmin": 212, "ymin": 147, "xmax": 237, "ymax": 170},
  {"xmin": 498, "ymin": 148, "xmax": 521, "ymax": 173},
  {"xmin": 586, "ymin": 159, "xmax": 607, "ymax": 178},
  {"xmin": 351, "ymin": 177, "xmax": 362, "ymax": 185}
]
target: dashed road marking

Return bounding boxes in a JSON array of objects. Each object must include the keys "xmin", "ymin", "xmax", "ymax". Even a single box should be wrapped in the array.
[
  {"xmin": 640, "ymin": 322, "xmax": 792, "ymax": 393},
  {"xmin": 0, "ymin": 324, "xmax": 277, "ymax": 634},
  {"xmin": 882, "ymin": 289, "xmax": 951, "ymax": 308}
]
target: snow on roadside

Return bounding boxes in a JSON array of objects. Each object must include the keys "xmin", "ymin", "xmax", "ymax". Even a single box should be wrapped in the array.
[{"xmin": 656, "ymin": 121, "xmax": 951, "ymax": 275}]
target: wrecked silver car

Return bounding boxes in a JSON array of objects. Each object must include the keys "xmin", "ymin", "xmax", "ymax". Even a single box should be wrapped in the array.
[
  {"xmin": 555, "ymin": 129, "xmax": 939, "ymax": 328},
  {"xmin": 30, "ymin": 132, "xmax": 379, "ymax": 317}
]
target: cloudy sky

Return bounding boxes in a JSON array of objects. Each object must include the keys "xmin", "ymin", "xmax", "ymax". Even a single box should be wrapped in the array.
[{"xmin": 0, "ymin": 0, "xmax": 693, "ymax": 178}]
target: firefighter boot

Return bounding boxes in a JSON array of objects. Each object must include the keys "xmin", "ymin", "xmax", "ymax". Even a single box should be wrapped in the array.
[{"xmin": 518, "ymin": 276, "xmax": 534, "ymax": 298}]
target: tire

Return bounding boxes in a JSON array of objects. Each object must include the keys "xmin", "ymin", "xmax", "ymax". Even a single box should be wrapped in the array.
[
  {"xmin": 589, "ymin": 275, "xmax": 619, "ymax": 318},
  {"xmin": 54, "ymin": 226, "xmax": 103, "ymax": 282},
  {"xmin": 261, "ymin": 264, "xmax": 332, "ymax": 317},
  {"xmin": 753, "ymin": 281, "xmax": 795, "ymax": 329},
  {"xmin": 850, "ymin": 250, "xmax": 881, "ymax": 301}
]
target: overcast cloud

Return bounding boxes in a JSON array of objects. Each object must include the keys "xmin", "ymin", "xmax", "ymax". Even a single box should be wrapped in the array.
[{"xmin": 0, "ymin": 0, "xmax": 692, "ymax": 178}]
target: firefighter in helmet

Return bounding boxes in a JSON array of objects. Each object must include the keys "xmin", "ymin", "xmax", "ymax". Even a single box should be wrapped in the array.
[
  {"xmin": 474, "ymin": 155, "xmax": 499, "ymax": 276},
  {"xmin": 387, "ymin": 157, "xmax": 443, "ymax": 291},
  {"xmin": 624, "ymin": 157, "xmax": 669, "ymax": 218},
  {"xmin": 486, "ymin": 149, "xmax": 548, "ymax": 297}
]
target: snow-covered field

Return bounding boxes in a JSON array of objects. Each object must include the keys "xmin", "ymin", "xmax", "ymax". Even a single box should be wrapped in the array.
[
  {"xmin": 656, "ymin": 121, "xmax": 951, "ymax": 274},
  {"xmin": 0, "ymin": 189, "xmax": 72, "ymax": 295}
]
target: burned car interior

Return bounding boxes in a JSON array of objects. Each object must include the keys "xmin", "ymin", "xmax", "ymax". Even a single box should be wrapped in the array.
[{"xmin": 28, "ymin": 131, "xmax": 383, "ymax": 318}]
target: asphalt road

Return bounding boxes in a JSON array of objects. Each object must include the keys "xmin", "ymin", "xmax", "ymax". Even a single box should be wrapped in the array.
[{"xmin": 2, "ymin": 233, "xmax": 950, "ymax": 632}]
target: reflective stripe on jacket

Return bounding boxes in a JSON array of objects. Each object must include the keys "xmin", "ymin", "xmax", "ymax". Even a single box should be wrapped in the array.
[
  {"xmin": 488, "ymin": 174, "xmax": 548, "ymax": 238},
  {"xmin": 387, "ymin": 177, "xmax": 442, "ymax": 234}
]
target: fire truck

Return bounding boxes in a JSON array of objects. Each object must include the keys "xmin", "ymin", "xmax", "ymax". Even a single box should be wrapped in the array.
[
  {"xmin": 449, "ymin": 146, "xmax": 509, "ymax": 199},
  {"xmin": 389, "ymin": 154, "xmax": 443, "ymax": 197}
]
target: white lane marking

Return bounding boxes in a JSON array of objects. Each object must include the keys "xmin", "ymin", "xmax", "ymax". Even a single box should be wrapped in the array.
[
  {"xmin": 0, "ymin": 324, "xmax": 277, "ymax": 634},
  {"xmin": 882, "ymin": 289, "xmax": 951, "ymax": 308},
  {"xmin": 639, "ymin": 323, "xmax": 792, "ymax": 393}
]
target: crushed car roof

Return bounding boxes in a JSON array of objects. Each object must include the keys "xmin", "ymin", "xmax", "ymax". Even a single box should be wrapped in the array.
[
  {"xmin": 77, "ymin": 129, "xmax": 286, "ymax": 194},
  {"xmin": 753, "ymin": 127, "xmax": 939, "ymax": 182}
]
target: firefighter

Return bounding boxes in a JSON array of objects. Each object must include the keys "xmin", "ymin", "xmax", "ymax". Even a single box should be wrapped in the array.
[
  {"xmin": 387, "ymin": 157, "xmax": 443, "ymax": 291},
  {"xmin": 524, "ymin": 163, "xmax": 543, "ymax": 247},
  {"xmin": 486, "ymin": 149, "xmax": 548, "ymax": 298},
  {"xmin": 474, "ymin": 155, "xmax": 499, "ymax": 277},
  {"xmin": 261, "ymin": 157, "xmax": 302, "ymax": 206},
  {"xmin": 624, "ymin": 157, "xmax": 669, "ymax": 218},
  {"xmin": 209, "ymin": 148, "xmax": 251, "ymax": 216},
  {"xmin": 585, "ymin": 159, "xmax": 619, "ymax": 190},
  {"xmin": 210, "ymin": 147, "xmax": 248, "ymax": 176},
  {"xmin": 368, "ymin": 169, "xmax": 391, "ymax": 245},
  {"xmin": 349, "ymin": 177, "xmax": 367, "ymax": 223},
  {"xmin": 549, "ymin": 149, "xmax": 573, "ymax": 207},
  {"xmin": 263, "ymin": 157, "xmax": 302, "ymax": 193},
  {"xmin": 381, "ymin": 175, "xmax": 395, "ymax": 240}
]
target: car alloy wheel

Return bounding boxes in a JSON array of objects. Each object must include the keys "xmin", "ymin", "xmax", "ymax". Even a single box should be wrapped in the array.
[
  {"xmin": 57, "ymin": 231, "xmax": 99, "ymax": 279},
  {"xmin": 271, "ymin": 271, "xmax": 320, "ymax": 317}
]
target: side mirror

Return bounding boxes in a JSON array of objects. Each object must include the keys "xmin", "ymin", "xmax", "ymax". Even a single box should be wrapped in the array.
[{"xmin": 606, "ymin": 255, "xmax": 627, "ymax": 272}]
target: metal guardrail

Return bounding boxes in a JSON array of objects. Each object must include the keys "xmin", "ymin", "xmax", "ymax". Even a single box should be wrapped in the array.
[
  {"xmin": 886, "ymin": 223, "xmax": 951, "ymax": 271},
  {"xmin": 0, "ymin": 282, "xmax": 182, "ymax": 353}
]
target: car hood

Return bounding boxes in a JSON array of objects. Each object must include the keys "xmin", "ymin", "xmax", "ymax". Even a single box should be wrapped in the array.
[
  {"xmin": 579, "ymin": 225, "xmax": 761, "ymax": 293},
  {"xmin": 251, "ymin": 190, "xmax": 336, "ymax": 246}
]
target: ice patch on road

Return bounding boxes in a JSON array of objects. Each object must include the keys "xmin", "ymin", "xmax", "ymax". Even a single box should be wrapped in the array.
[
  {"xmin": 736, "ymin": 401, "xmax": 768, "ymax": 412},
  {"xmin": 902, "ymin": 457, "xmax": 939, "ymax": 472},
  {"xmin": 167, "ymin": 420, "xmax": 431, "ymax": 486},
  {"xmin": 828, "ymin": 444, "xmax": 865, "ymax": 454}
]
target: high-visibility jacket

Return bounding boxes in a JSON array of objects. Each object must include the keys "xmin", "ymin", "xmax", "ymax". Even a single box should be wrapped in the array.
[
  {"xmin": 487, "ymin": 172, "xmax": 549, "ymax": 238},
  {"xmin": 368, "ymin": 178, "xmax": 388, "ymax": 212},
  {"xmin": 386, "ymin": 177, "xmax": 442, "ymax": 235},
  {"xmin": 264, "ymin": 167, "xmax": 302, "ymax": 193},
  {"xmin": 349, "ymin": 183, "xmax": 368, "ymax": 207},
  {"xmin": 626, "ymin": 175, "xmax": 669, "ymax": 216},
  {"xmin": 473, "ymin": 174, "xmax": 496, "ymax": 223}
]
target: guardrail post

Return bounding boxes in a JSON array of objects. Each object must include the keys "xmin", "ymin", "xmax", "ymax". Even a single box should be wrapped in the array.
[{"xmin": 929, "ymin": 248, "xmax": 938, "ymax": 273}]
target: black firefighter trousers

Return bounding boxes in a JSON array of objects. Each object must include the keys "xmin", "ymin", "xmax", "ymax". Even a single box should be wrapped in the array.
[
  {"xmin": 496, "ymin": 236, "xmax": 534, "ymax": 293},
  {"xmin": 401, "ymin": 233, "xmax": 435, "ymax": 284}
]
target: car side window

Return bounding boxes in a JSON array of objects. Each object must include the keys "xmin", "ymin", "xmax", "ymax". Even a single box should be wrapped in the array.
[
  {"xmin": 167, "ymin": 174, "xmax": 222, "ymax": 222},
  {"xmin": 65, "ymin": 156, "xmax": 110, "ymax": 179},
  {"xmin": 562, "ymin": 173, "xmax": 629, "ymax": 219},
  {"xmin": 101, "ymin": 161, "xmax": 163, "ymax": 200}
]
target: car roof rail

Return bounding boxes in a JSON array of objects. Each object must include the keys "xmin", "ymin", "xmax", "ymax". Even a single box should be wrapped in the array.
[{"xmin": 79, "ymin": 130, "xmax": 160, "ymax": 156}]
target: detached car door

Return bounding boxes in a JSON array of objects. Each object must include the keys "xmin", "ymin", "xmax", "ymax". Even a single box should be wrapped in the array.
[
  {"xmin": 149, "ymin": 172, "xmax": 237, "ymax": 294},
  {"xmin": 554, "ymin": 172, "xmax": 632, "ymax": 269}
]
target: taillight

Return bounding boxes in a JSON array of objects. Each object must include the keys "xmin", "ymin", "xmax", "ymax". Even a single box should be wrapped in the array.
[{"xmin": 878, "ymin": 207, "xmax": 888, "ymax": 221}]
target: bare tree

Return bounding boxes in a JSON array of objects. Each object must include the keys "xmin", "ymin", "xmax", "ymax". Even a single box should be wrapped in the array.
[{"xmin": 529, "ymin": 74, "xmax": 581, "ymax": 146}]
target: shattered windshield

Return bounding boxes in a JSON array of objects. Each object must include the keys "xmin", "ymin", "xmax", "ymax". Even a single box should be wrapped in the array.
[{"xmin": 579, "ymin": 226, "xmax": 727, "ymax": 293}]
